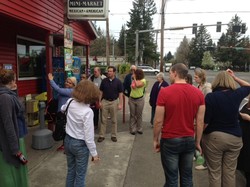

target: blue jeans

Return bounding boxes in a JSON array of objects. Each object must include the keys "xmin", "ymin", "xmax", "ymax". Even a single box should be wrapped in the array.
[
  {"xmin": 64, "ymin": 134, "xmax": 90, "ymax": 187},
  {"xmin": 160, "ymin": 137, "xmax": 195, "ymax": 187}
]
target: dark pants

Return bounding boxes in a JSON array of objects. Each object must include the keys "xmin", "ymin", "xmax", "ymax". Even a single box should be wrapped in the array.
[
  {"xmin": 92, "ymin": 107, "xmax": 99, "ymax": 128},
  {"xmin": 160, "ymin": 137, "xmax": 195, "ymax": 187}
]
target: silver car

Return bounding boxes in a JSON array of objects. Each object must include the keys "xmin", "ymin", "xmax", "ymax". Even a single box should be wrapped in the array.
[{"xmin": 138, "ymin": 66, "xmax": 160, "ymax": 75}]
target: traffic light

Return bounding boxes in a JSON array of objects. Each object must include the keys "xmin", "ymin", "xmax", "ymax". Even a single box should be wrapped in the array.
[
  {"xmin": 216, "ymin": 22, "xmax": 222, "ymax": 32},
  {"xmin": 232, "ymin": 25, "xmax": 241, "ymax": 32},
  {"xmin": 192, "ymin": 24, "xmax": 197, "ymax": 35},
  {"xmin": 241, "ymin": 23, "xmax": 246, "ymax": 34}
]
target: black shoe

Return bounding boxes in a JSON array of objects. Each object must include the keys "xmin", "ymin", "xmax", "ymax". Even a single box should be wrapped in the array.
[
  {"xmin": 130, "ymin": 132, "xmax": 136, "ymax": 135},
  {"xmin": 111, "ymin": 137, "xmax": 117, "ymax": 142},
  {"xmin": 137, "ymin": 131, "xmax": 143, "ymax": 135},
  {"xmin": 97, "ymin": 137, "xmax": 105, "ymax": 142}
]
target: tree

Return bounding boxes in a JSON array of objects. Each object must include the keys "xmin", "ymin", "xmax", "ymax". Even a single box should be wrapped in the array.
[
  {"xmin": 90, "ymin": 27, "xmax": 106, "ymax": 56},
  {"xmin": 175, "ymin": 36, "xmax": 190, "ymax": 66},
  {"xmin": 216, "ymin": 15, "xmax": 250, "ymax": 71},
  {"xmin": 164, "ymin": 51, "xmax": 174, "ymax": 62},
  {"xmin": 201, "ymin": 51, "xmax": 215, "ymax": 69},
  {"xmin": 118, "ymin": 25, "xmax": 126, "ymax": 56},
  {"xmin": 189, "ymin": 24, "xmax": 212, "ymax": 67},
  {"xmin": 123, "ymin": 0, "xmax": 157, "ymax": 65},
  {"xmin": 90, "ymin": 27, "xmax": 121, "ymax": 57}
]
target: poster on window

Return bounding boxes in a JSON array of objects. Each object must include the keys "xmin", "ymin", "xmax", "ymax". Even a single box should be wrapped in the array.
[
  {"xmin": 64, "ymin": 24, "xmax": 73, "ymax": 49},
  {"xmin": 64, "ymin": 48, "xmax": 73, "ymax": 71}
]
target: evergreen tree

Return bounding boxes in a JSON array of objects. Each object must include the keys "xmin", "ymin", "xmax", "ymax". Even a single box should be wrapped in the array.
[
  {"xmin": 188, "ymin": 24, "xmax": 212, "ymax": 67},
  {"xmin": 216, "ymin": 15, "xmax": 250, "ymax": 70},
  {"xmin": 124, "ymin": 0, "xmax": 157, "ymax": 64},
  {"xmin": 90, "ymin": 27, "xmax": 106, "ymax": 56},
  {"xmin": 118, "ymin": 25, "xmax": 126, "ymax": 56},
  {"xmin": 164, "ymin": 51, "xmax": 174, "ymax": 62},
  {"xmin": 175, "ymin": 36, "xmax": 190, "ymax": 66}
]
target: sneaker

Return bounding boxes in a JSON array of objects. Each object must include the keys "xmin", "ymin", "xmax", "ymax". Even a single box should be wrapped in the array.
[
  {"xmin": 130, "ymin": 132, "xmax": 136, "ymax": 135},
  {"xmin": 195, "ymin": 165, "xmax": 207, "ymax": 170},
  {"xmin": 193, "ymin": 157, "xmax": 196, "ymax": 161},
  {"xmin": 137, "ymin": 131, "xmax": 143, "ymax": 135},
  {"xmin": 97, "ymin": 137, "xmax": 105, "ymax": 142},
  {"xmin": 57, "ymin": 145, "xmax": 64, "ymax": 151},
  {"xmin": 111, "ymin": 137, "xmax": 117, "ymax": 142}
]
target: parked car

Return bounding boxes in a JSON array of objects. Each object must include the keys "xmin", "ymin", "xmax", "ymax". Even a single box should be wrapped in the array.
[
  {"xmin": 190, "ymin": 66, "xmax": 196, "ymax": 70},
  {"xmin": 165, "ymin": 63, "xmax": 172, "ymax": 72},
  {"xmin": 137, "ymin": 66, "xmax": 160, "ymax": 75}
]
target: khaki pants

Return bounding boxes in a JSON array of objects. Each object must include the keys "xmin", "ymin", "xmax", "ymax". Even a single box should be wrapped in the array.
[
  {"xmin": 128, "ymin": 97, "xmax": 145, "ymax": 133},
  {"xmin": 202, "ymin": 131, "xmax": 243, "ymax": 187},
  {"xmin": 99, "ymin": 99, "xmax": 118, "ymax": 138}
]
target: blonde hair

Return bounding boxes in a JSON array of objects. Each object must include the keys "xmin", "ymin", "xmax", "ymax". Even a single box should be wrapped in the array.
[
  {"xmin": 211, "ymin": 71, "xmax": 236, "ymax": 90},
  {"xmin": 67, "ymin": 77, "xmax": 77, "ymax": 87},
  {"xmin": 194, "ymin": 68, "xmax": 206, "ymax": 84},
  {"xmin": 72, "ymin": 80, "xmax": 100, "ymax": 104}
]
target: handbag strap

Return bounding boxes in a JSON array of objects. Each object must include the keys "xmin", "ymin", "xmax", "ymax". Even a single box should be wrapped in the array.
[{"xmin": 65, "ymin": 99, "xmax": 74, "ymax": 116}]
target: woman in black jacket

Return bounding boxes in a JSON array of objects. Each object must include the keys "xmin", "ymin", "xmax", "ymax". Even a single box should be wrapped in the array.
[{"xmin": 149, "ymin": 72, "xmax": 169, "ymax": 126}]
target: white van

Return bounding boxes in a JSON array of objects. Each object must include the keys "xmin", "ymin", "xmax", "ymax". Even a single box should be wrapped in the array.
[{"xmin": 165, "ymin": 63, "xmax": 172, "ymax": 72}]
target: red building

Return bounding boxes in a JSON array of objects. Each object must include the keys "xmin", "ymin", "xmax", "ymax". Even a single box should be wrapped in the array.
[{"xmin": 0, "ymin": 0, "xmax": 97, "ymax": 97}]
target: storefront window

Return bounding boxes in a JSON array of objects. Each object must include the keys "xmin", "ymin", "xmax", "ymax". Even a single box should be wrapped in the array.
[{"xmin": 17, "ymin": 37, "xmax": 46, "ymax": 79}]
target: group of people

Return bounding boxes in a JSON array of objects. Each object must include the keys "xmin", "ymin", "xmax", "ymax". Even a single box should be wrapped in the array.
[
  {"xmin": 2, "ymin": 63, "xmax": 250, "ymax": 187},
  {"xmin": 153, "ymin": 63, "xmax": 250, "ymax": 187}
]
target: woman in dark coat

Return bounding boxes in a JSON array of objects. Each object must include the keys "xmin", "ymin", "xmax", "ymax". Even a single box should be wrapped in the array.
[
  {"xmin": 237, "ymin": 95, "xmax": 250, "ymax": 187},
  {"xmin": 149, "ymin": 72, "xmax": 169, "ymax": 126},
  {"xmin": 0, "ymin": 68, "xmax": 28, "ymax": 187}
]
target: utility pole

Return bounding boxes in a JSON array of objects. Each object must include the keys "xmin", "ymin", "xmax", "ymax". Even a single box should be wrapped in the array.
[
  {"xmin": 135, "ymin": 30, "xmax": 139, "ymax": 66},
  {"xmin": 160, "ymin": 0, "xmax": 166, "ymax": 72},
  {"xmin": 106, "ymin": 17, "xmax": 110, "ymax": 66},
  {"xmin": 124, "ymin": 32, "xmax": 127, "ymax": 63},
  {"xmin": 112, "ymin": 38, "xmax": 115, "ymax": 63}
]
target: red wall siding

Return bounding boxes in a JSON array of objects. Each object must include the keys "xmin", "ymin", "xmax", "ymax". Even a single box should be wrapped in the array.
[
  {"xmin": 0, "ymin": 27, "xmax": 17, "ymax": 71},
  {"xmin": 0, "ymin": 0, "xmax": 96, "ymax": 45},
  {"xmin": 0, "ymin": 0, "xmax": 64, "ymax": 33},
  {"xmin": 0, "ymin": 14, "xmax": 47, "ymax": 96},
  {"xmin": 0, "ymin": 0, "xmax": 96, "ymax": 96}
]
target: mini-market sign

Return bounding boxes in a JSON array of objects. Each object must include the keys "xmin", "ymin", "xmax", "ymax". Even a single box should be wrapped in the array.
[{"xmin": 67, "ymin": 0, "xmax": 109, "ymax": 20}]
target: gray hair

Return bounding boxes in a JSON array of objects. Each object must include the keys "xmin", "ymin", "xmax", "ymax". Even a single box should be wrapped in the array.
[{"xmin": 156, "ymin": 72, "xmax": 165, "ymax": 80}]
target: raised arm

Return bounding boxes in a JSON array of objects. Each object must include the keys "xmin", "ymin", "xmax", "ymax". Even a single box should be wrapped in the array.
[{"xmin": 227, "ymin": 69, "xmax": 250, "ymax": 87}]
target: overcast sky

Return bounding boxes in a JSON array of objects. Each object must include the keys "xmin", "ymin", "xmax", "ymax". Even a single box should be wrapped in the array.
[{"xmin": 96, "ymin": 0, "xmax": 250, "ymax": 55}]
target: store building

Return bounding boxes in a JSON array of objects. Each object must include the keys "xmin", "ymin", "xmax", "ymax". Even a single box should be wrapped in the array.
[{"xmin": 0, "ymin": 0, "xmax": 97, "ymax": 97}]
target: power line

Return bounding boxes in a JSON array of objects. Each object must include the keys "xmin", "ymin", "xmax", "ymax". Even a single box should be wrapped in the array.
[{"xmin": 109, "ymin": 10, "xmax": 250, "ymax": 16}]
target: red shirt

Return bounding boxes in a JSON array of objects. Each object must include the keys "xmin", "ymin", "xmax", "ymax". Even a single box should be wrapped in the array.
[{"xmin": 157, "ymin": 83, "xmax": 205, "ymax": 139}]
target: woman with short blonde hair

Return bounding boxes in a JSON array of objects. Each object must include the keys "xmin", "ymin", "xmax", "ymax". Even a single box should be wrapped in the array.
[{"xmin": 211, "ymin": 71, "xmax": 237, "ymax": 90}]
